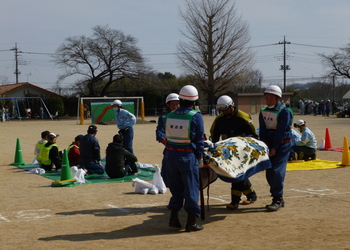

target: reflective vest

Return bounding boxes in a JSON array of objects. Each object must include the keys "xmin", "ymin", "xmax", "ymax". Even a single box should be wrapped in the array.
[
  {"xmin": 35, "ymin": 141, "xmax": 46, "ymax": 161},
  {"xmin": 68, "ymin": 144, "xmax": 79, "ymax": 152},
  {"xmin": 261, "ymin": 104, "xmax": 293, "ymax": 130},
  {"xmin": 165, "ymin": 110, "xmax": 198, "ymax": 145},
  {"xmin": 40, "ymin": 144, "xmax": 58, "ymax": 165}
]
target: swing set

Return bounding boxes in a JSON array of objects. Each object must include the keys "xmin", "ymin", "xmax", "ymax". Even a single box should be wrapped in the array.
[{"xmin": 0, "ymin": 97, "xmax": 52, "ymax": 121}]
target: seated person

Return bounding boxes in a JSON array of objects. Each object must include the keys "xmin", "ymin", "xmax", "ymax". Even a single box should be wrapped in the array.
[
  {"xmin": 105, "ymin": 133, "xmax": 139, "ymax": 178},
  {"xmin": 292, "ymin": 120, "xmax": 317, "ymax": 161},
  {"xmin": 79, "ymin": 125, "xmax": 105, "ymax": 175},
  {"xmin": 34, "ymin": 130, "xmax": 50, "ymax": 166},
  {"xmin": 289, "ymin": 128, "xmax": 301, "ymax": 161},
  {"xmin": 40, "ymin": 133, "xmax": 62, "ymax": 171},
  {"xmin": 68, "ymin": 135, "xmax": 83, "ymax": 167}
]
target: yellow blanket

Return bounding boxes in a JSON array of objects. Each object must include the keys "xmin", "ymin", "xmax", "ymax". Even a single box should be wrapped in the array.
[{"xmin": 287, "ymin": 159, "xmax": 345, "ymax": 171}]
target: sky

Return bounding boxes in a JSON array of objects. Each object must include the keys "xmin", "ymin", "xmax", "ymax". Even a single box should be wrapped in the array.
[{"xmin": 1, "ymin": 0, "xmax": 350, "ymax": 90}]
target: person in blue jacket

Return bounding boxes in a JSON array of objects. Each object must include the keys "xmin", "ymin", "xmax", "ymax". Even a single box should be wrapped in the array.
[
  {"xmin": 156, "ymin": 93, "xmax": 180, "ymax": 189},
  {"xmin": 156, "ymin": 93, "xmax": 180, "ymax": 146},
  {"xmin": 111, "ymin": 100, "xmax": 136, "ymax": 154},
  {"xmin": 259, "ymin": 85, "xmax": 293, "ymax": 212},
  {"xmin": 162, "ymin": 85, "xmax": 204, "ymax": 232},
  {"xmin": 292, "ymin": 119, "xmax": 317, "ymax": 161}
]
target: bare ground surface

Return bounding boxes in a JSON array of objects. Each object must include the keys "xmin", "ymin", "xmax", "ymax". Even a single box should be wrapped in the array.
[{"xmin": 1, "ymin": 114, "xmax": 350, "ymax": 250}]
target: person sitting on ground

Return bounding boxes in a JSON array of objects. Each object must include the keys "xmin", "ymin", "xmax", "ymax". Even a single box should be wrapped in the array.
[
  {"xmin": 105, "ymin": 133, "xmax": 139, "ymax": 179},
  {"xmin": 34, "ymin": 130, "xmax": 50, "ymax": 166},
  {"xmin": 40, "ymin": 133, "xmax": 62, "ymax": 171},
  {"xmin": 78, "ymin": 125, "xmax": 104, "ymax": 175},
  {"xmin": 292, "ymin": 119, "xmax": 317, "ymax": 161},
  {"xmin": 289, "ymin": 128, "xmax": 302, "ymax": 161},
  {"xmin": 68, "ymin": 135, "xmax": 83, "ymax": 167}
]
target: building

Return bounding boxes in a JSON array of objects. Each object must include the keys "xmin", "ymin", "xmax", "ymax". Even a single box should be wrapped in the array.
[
  {"xmin": 0, "ymin": 82, "xmax": 62, "ymax": 99},
  {"xmin": 0, "ymin": 82, "xmax": 63, "ymax": 120},
  {"xmin": 233, "ymin": 92, "xmax": 293, "ymax": 115}
]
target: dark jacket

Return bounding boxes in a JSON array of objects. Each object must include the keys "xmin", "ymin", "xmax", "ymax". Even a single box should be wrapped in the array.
[
  {"xmin": 79, "ymin": 134, "xmax": 101, "ymax": 166},
  {"xmin": 210, "ymin": 108, "xmax": 258, "ymax": 143},
  {"xmin": 105, "ymin": 142, "xmax": 138, "ymax": 178}
]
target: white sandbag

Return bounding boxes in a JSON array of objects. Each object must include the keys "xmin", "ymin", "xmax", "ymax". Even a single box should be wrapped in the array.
[
  {"xmin": 70, "ymin": 166, "xmax": 78, "ymax": 178},
  {"xmin": 152, "ymin": 166, "xmax": 167, "ymax": 194},
  {"xmin": 132, "ymin": 178, "xmax": 158, "ymax": 195},
  {"xmin": 25, "ymin": 168, "xmax": 45, "ymax": 174}
]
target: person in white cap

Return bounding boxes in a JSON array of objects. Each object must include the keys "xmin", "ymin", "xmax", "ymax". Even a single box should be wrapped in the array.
[
  {"xmin": 210, "ymin": 95, "xmax": 259, "ymax": 210},
  {"xmin": 111, "ymin": 100, "xmax": 136, "ymax": 154},
  {"xmin": 40, "ymin": 133, "xmax": 62, "ymax": 171},
  {"xmin": 156, "ymin": 93, "xmax": 180, "ymax": 145},
  {"xmin": 259, "ymin": 85, "xmax": 293, "ymax": 212},
  {"xmin": 161, "ymin": 85, "xmax": 204, "ymax": 232},
  {"xmin": 292, "ymin": 119, "xmax": 317, "ymax": 161}
]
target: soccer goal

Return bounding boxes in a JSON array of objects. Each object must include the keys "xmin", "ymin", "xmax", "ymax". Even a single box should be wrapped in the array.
[{"xmin": 77, "ymin": 96, "xmax": 144, "ymax": 125}]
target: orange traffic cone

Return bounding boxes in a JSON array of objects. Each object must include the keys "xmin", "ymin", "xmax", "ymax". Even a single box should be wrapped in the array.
[
  {"xmin": 324, "ymin": 128, "xmax": 333, "ymax": 149},
  {"xmin": 51, "ymin": 149, "xmax": 76, "ymax": 187},
  {"xmin": 337, "ymin": 136, "xmax": 350, "ymax": 167},
  {"xmin": 10, "ymin": 138, "xmax": 27, "ymax": 166}
]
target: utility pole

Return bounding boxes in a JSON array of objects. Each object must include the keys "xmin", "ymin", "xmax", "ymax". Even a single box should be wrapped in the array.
[
  {"xmin": 278, "ymin": 36, "xmax": 290, "ymax": 92},
  {"xmin": 10, "ymin": 43, "xmax": 21, "ymax": 84}
]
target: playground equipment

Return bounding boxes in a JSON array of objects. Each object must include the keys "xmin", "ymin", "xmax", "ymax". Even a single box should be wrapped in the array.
[{"xmin": 0, "ymin": 97, "xmax": 52, "ymax": 121}]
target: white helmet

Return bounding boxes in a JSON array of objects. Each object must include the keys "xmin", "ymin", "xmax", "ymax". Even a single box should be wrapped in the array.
[
  {"xmin": 166, "ymin": 93, "xmax": 179, "ymax": 104},
  {"xmin": 111, "ymin": 100, "xmax": 122, "ymax": 107},
  {"xmin": 294, "ymin": 119, "xmax": 306, "ymax": 127},
  {"xmin": 179, "ymin": 85, "xmax": 198, "ymax": 101},
  {"xmin": 264, "ymin": 85, "xmax": 282, "ymax": 98},
  {"xmin": 216, "ymin": 95, "xmax": 234, "ymax": 111}
]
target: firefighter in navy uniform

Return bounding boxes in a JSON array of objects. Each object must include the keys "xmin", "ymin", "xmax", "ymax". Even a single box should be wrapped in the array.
[
  {"xmin": 259, "ymin": 85, "xmax": 293, "ymax": 212},
  {"xmin": 161, "ymin": 85, "xmax": 204, "ymax": 232},
  {"xmin": 210, "ymin": 95, "xmax": 259, "ymax": 210}
]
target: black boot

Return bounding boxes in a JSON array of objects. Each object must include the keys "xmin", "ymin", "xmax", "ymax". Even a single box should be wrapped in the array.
[
  {"xmin": 242, "ymin": 187, "xmax": 257, "ymax": 205},
  {"xmin": 169, "ymin": 209, "xmax": 182, "ymax": 228},
  {"xmin": 185, "ymin": 213, "xmax": 203, "ymax": 232},
  {"xmin": 266, "ymin": 195, "xmax": 285, "ymax": 212}
]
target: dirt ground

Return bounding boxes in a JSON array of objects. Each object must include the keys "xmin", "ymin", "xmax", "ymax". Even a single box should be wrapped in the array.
[{"xmin": 1, "ymin": 113, "xmax": 350, "ymax": 250}]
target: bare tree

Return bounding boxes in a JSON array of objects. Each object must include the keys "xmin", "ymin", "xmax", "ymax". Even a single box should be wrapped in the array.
[
  {"xmin": 235, "ymin": 69, "xmax": 262, "ymax": 93},
  {"xmin": 319, "ymin": 42, "xmax": 350, "ymax": 79},
  {"xmin": 177, "ymin": 0, "xmax": 254, "ymax": 104},
  {"xmin": 0, "ymin": 75, "xmax": 9, "ymax": 85},
  {"xmin": 54, "ymin": 25, "xmax": 146, "ymax": 96}
]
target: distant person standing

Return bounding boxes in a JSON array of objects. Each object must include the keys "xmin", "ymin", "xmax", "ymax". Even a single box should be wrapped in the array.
[
  {"xmin": 156, "ymin": 93, "xmax": 180, "ymax": 191},
  {"xmin": 259, "ymin": 85, "xmax": 293, "ymax": 212},
  {"xmin": 40, "ymin": 106, "xmax": 44, "ymax": 120},
  {"xmin": 325, "ymin": 100, "xmax": 331, "ymax": 116},
  {"xmin": 111, "ymin": 100, "xmax": 136, "ymax": 154},
  {"xmin": 79, "ymin": 125, "xmax": 104, "ymax": 175},
  {"xmin": 156, "ymin": 93, "xmax": 180, "ymax": 146}
]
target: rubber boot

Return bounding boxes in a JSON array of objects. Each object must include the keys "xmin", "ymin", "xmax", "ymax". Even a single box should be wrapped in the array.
[
  {"xmin": 169, "ymin": 209, "xmax": 182, "ymax": 228},
  {"xmin": 185, "ymin": 213, "xmax": 203, "ymax": 232},
  {"xmin": 226, "ymin": 189, "xmax": 241, "ymax": 210},
  {"xmin": 266, "ymin": 195, "xmax": 285, "ymax": 212}
]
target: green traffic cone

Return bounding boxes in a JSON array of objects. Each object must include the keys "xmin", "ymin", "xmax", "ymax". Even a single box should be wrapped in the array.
[
  {"xmin": 52, "ymin": 149, "xmax": 76, "ymax": 187},
  {"xmin": 60, "ymin": 149, "xmax": 72, "ymax": 181},
  {"xmin": 10, "ymin": 138, "xmax": 27, "ymax": 166}
]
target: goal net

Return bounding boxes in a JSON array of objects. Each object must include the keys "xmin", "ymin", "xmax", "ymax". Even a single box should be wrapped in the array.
[{"xmin": 77, "ymin": 96, "xmax": 144, "ymax": 125}]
